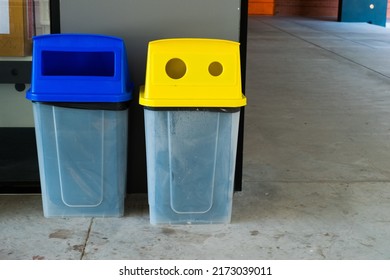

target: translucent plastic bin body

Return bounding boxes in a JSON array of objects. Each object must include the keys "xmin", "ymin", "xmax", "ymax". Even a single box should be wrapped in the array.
[
  {"xmin": 140, "ymin": 38, "xmax": 246, "ymax": 224},
  {"xmin": 33, "ymin": 102, "xmax": 128, "ymax": 217},
  {"xmin": 144, "ymin": 108, "xmax": 240, "ymax": 224}
]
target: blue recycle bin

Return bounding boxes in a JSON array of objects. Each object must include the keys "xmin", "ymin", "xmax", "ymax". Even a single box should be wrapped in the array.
[{"xmin": 26, "ymin": 34, "xmax": 133, "ymax": 217}]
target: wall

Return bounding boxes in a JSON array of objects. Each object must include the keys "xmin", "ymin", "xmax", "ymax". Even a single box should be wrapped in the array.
[
  {"xmin": 58, "ymin": 0, "xmax": 244, "ymax": 194},
  {"xmin": 250, "ymin": 0, "xmax": 390, "ymax": 18},
  {"xmin": 275, "ymin": 0, "xmax": 339, "ymax": 17},
  {"xmin": 249, "ymin": 0, "xmax": 275, "ymax": 15},
  {"xmin": 0, "ymin": 84, "xmax": 33, "ymax": 127},
  {"xmin": 388, "ymin": 0, "xmax": 390, "ymax": 17}
]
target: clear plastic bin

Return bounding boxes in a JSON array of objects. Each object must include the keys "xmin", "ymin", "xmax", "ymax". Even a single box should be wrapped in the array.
[
  {"xmin": 33, "ymin": 103, "xmax": 128, "ymax": 217},
  {"xmin": 140, "ymin": 39, "xmax": 246, "ymax": 224},
  {"xmin": 26, "ymin": 34, "xmax": 132, "ymax": 217},
  {"xmin": 144, "ymin": 108, "xmax": 240, "ymax": 224}
]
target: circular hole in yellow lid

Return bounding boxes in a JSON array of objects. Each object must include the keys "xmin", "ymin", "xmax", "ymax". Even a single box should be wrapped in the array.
[
  {"xmin": 209, "ymin": 61, "xmax": 223, "ymax": 77},
  {"xmin": 166, "ymin": 58, "xmax": 186, "ymax": 79}
]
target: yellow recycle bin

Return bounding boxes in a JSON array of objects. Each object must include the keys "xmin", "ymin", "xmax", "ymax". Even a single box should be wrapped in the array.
[{"xmin": 140, "ymin": 38, "xmax": 246, "ymax": 224}]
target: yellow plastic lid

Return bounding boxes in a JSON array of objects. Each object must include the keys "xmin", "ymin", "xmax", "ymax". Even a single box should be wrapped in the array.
[{"xmin": 139, "ymin": 38, "xmax": 247, "ymax": 107}]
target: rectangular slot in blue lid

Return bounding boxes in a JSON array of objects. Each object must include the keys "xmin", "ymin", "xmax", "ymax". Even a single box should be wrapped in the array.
[{"xmin": 41, "ymin": 51, "xmax": 115, "ymax": 77}]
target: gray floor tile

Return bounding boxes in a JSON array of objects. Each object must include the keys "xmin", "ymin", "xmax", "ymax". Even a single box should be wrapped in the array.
[{"xmin": 0, "ymin": 195, "xmax": 91, "ymax": 260}]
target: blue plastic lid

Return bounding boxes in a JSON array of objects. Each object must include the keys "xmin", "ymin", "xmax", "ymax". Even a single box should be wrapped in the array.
[{"xmin": 26, "ymin": 34, "xmax": 132, "ymax": 102}]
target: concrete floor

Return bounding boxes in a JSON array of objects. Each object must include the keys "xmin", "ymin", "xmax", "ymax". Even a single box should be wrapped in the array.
[{"xmin": 2, "ymin": 16, "xmax": 390, "ymax": 260}]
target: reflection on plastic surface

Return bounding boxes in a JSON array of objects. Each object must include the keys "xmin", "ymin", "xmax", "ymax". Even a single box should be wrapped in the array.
[{"xmin": 168, "ymin": 111, "xmax": 218, "ymax": 214}]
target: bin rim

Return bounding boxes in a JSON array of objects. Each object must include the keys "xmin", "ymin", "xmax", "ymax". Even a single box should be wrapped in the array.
[
  {"xmin": 139, "ymin": 86, "xmax": 246, "ymax": 108},
  {"xmin": 36, "ymin": 101, "xmax": 131, "ymax": 111},
  {"xmin": 26, "ymin": 90, "xmax": 133, "ymax": 103}
]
